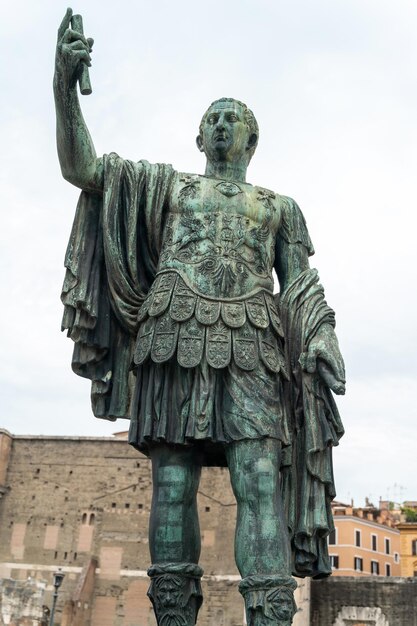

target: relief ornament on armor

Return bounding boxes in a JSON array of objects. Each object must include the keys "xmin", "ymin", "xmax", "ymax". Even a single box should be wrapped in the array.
[{"xmin": 159, "ymin": 177, "xmax": 277, "ymax": 296}]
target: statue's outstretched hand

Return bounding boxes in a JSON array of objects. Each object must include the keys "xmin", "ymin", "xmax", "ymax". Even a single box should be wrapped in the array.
[
  {"xmin": 55, "ymin": 8, "xmax": 93, "ymax": 91},
  {"xmin": 299, "ymin": 324, "xmax": 346, "ymax": 395}
]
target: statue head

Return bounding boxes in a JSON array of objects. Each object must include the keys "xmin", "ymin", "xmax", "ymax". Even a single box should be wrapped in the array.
[{"xmin": 196, "ymin": 98, "xmax": 259, "ymax": 167}]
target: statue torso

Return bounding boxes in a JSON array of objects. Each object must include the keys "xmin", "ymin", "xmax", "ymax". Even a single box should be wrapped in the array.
[
  {"xmin": 134, "ymin": 173, "xmax": 286, "ymax": 374},
  {"xmin": 158, "ymin": 173, "xmax": 281, "ymax": 299}
]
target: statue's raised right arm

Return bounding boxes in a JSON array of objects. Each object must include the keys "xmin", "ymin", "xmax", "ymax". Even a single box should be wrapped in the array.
[{"xmin": 54, "ymin": 8, "xmax": 103, "ymax": 193}]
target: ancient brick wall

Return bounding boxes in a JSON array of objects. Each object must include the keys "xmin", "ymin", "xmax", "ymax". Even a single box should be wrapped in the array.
[
  {"xmin": 0, "ymin": 434, "xmax": 308, "ymax": 626},
  {"xmin": 311, "ymin": 576, "xmax": 417, "ymax": 626}
]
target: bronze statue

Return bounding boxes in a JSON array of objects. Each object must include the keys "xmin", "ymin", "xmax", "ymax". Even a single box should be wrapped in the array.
[{"xmin": 54, "ymin": 9, "xmax": 345, "ymax": 625}]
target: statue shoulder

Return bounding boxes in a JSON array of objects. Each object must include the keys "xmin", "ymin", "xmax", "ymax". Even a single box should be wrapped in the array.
[
  {"xmin": 277, "ymin": 194, "xmax": 301, "ymax": 213},
  {"xmin": 103, "ymin": 154, "xmax": 176, "ymax": 178},
  {"xmin": 173, "ymin": 171, "xmax": 201, "ymax": 192},
  {"xmin": 252, "ymin": 184, "xmax": 282, "ymax": 213},
  {"xmin": 276, "ymin": 194, "xmax": 315, "ymax": 256},
  {"xmin": 252, "ymin": 188, "xmax": 302, "ymax": 219}
]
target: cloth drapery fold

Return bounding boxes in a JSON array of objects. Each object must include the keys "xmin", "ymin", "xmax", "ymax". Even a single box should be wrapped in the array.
[
  {"xmin": 61, "ymin": 154, "xmax": 174, "ymax": 418},
  {"xmin": 279, "ymin": 268, "xmax": 344, "ymax": 578}
]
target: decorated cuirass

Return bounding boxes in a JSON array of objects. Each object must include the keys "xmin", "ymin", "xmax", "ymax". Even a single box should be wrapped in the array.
[
  {"xmin": 134, "ymin": 173, "xmax": 288, "ymax": 375},
  {"xmin": 159, "ymin": 173, "xmax": 280, "ymax": 299}
]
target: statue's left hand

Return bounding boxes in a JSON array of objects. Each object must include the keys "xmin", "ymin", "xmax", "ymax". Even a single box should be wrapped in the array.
[{"xmin": 300, "ymin": 324, "xmax": 346, "ymax": 395}]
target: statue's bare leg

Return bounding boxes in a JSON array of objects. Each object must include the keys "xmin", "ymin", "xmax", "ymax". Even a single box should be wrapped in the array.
[
  {"xmin": 225, "ymin": 438, "xmax": 297, "ymax": 625},
  {"xmin": 147, "ymin": 444, "xmax": 204, "ymax": 626}
]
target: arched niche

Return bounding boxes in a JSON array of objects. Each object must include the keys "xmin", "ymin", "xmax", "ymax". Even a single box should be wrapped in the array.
[{"xmin": 333, "ymin": 606, "xmax": 389, "ymax": 626}]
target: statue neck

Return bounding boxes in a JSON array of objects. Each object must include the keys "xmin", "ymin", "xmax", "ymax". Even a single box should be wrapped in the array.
[{"xmin": 204, "ymin": 159, "xmax": 248, "ymax": 183}]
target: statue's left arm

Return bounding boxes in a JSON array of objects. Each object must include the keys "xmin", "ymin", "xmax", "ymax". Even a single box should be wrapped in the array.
[
  {"xmin": 274, "ymin": 196, "xmax": 345, "ymax": 578},
  {"xmin": 275, "ymin": 197, "xmax": 345, "ymax": 396}
]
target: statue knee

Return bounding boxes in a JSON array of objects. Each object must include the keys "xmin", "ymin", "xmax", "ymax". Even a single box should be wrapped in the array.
[
  {"xmin": 255, "ymin": 458, "xmax": 277, "ymax": 499},
  {"xmin": 236, "ymin": 457, "xmax": 278, "ymax": 504}
]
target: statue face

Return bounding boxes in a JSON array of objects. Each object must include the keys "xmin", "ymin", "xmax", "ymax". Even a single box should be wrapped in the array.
[{"xmin": 199, "ymin": 100, "xmax": 254, "ymax": 165}]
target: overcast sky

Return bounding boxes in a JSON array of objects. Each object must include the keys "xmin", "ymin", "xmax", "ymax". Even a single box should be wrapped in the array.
[{"xmin": 1, "ymin": 0, "xmax": 416, "ymax": 507}]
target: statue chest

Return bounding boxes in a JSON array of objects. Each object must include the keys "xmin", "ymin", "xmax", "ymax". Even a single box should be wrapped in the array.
[
  {"xmin": 170, "ymin": 173, "xmax": 281, "ymax": 224},
  {"xmin": 156, "ymin": 174, "xmax": 281, "ymax": 299}
]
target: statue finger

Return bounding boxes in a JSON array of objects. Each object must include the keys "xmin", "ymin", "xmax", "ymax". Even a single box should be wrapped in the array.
[
  {"xmin": 329, "ymin": 378, "xmax": 346, "ymax": 395},
  {"xmin": 62, "ymin": 43, "xmax": 92, "ymax": 65},
  {"xmin": 87, "ymin": 37, "xmax": 94, "ymax": 51},
  {"xmin": 317, "ymin": 347, "xmax": 345, "ymax": 383},
  {"xmin": 65, "ymin": 48, "xmax": 92, "ymax": 67},
  {"xmin": 75, "ymin": 50, "xmax": 92, "ymax": 66},
  {"xmin": 331, "ymin": 378, "xmax": 346, "ymax": 395},
  {"xmin": 317, "ymin": 361, "xmax": 345, "ymax": 395},
  {"xmin": 68, "ymin": 40, "xmax": 91, "ymax": 53},
  {"xmin": 63, "ymin": 27, "xmax": 89, "ymax": 47},
  {"xmin": 57, "ymin": 7, "xmax": 73, "ymax": 42}
]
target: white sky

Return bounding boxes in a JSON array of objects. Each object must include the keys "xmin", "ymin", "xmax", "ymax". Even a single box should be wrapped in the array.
[{"xmin": 1, "ymin": 0, "xmax": 416, "ymax": 507}]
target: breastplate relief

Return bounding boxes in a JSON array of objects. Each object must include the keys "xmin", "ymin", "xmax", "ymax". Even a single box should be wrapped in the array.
[{"xmin": 158, "ymin": 174, "xmax": 281, "ymax": 299}]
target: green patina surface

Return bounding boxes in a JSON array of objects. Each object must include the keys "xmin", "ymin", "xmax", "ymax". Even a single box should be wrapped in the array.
[{"xmin": 54, "ymin": 9, "xmax": 345, "ymax": 625}]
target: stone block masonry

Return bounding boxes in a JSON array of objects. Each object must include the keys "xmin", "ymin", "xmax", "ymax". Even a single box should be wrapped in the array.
[{"xmin": 311, "ymin": 576, "xmax": 417, "ymax": 626}]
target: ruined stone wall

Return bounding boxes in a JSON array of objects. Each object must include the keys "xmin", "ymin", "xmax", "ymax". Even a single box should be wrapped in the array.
[
  {"xmin": 0, "ymin": 434, "xmax": 309, "ymax": 626},
  {"xmin": 0, "ymin": 578, "xmax": 47, "ymax": 625},
  {"xmin": 311, "ymin": 576, "xmax": 417, "ymax": 626}
]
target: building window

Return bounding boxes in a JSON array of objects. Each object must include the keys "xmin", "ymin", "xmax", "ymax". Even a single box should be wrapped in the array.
[
  {"xmin": 371, "ymin": 534, "xmax": 377, "ymax": 551},
  {"xmin": 355, "ymin": 530, "xmax": 361, "ymax": 547},
  {"xmin": 330, "ymin": 555, "xmax": 339, "ymax": 570},
  {"xmin": 412, "ymin": 540, "xmax": 417, "ymax": 557},
  {"xmin": 385, "ymin": 538, "xmax": 390, "ymax": 554},
  {"xmin": 371, "ymin": 560, "xmax": 379, "ymax": 575},
  {"xmin": 328, "ymin": 529, "xmax": 337, "ymax": 545},
  {"xmin": 394, "ymin": 552, "xmax": 399, "ymax": 563},
  {"xmin": 386, "ymin": 563, "xmax": 391, "ymax": 576},
  {"xmin": 354, "ymin": 557, "xmax": 363, "ymax": 572}
]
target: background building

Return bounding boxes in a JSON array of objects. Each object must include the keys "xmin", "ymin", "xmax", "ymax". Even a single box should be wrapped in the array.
[
  {"xmin": 328, "ymin": 501, "xmax": 401, "ymax": 577},
  {"xmin": 397, "ymin": 501, "xmax": 417, "ymax": 578}
]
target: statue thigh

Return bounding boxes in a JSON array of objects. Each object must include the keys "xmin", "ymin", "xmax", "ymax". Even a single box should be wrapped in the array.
[
  {"xmin": 148, "ymin": 444, "xmax": 203, "ymax": 565},
  {"xmin": 225, "ymin": 437, "xmax": 291, "ymax": 577}
]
